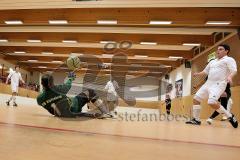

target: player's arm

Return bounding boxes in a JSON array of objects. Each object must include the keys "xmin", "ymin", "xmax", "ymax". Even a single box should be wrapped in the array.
[
  {"xmin": 193, "ymin": 61, "xmax": 211, "ymax": 77},
  {"xmin": 227, "ymin": 72, "xmax": 237, "ymax": 85},
  {"xmin": 226, "ymin": 58, "xmax": 237, "ymax": 84},
  {"xmin": 19, "ymin": 73, "xmax": 25, "ymax": 84},
  {"xmin": 193, "ymin": 71, "xmax": 207, "ymax": 77},
  {"xmin": 5, "ymin": 73, "xmax": 12, "ymax": 84},
  {"xmin": 5, "ymin": 77, "xmax": 9, "ymax": 84},
  {"xmin": 56, "ymin": 78, "xmax": 73, "ymax": 94},
  {"xmin": 55, "ymin": 73, "xmax": 75, "ymax": 94}
]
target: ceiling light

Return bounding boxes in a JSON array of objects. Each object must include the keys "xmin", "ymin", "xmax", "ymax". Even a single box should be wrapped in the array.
[
  {"xmin": 160, "ymin": 65, "xmax": 171, "ymax": 68},
  {"xmin": 134, "ymin": 55, "xmax": 148, "ymax": 58},
  {"xmin": 100, "ymin": 41, "xmax": 116, "ymax": 44},
  {"xmin": 27, "ymin": 60, "xmax": 38, "ymax": 62},
  {"xmin": 41, "ymin": 52, "xmax": 54, "ymax": 55},
  {"xmin": 5, "ymin": 20, "xmax": 23, "ymax": 25},
  {"xmin": 52, "ymin": 60, "xmax": 63, "ymax": 63},
  {"xmin": 149, "ymin": 21, "xmax": 172, "ymax": 25},
  {"xmin": 206, "ymin": 21, "xmax": 231, "ymax": 25},
  {"xmin": 49, "ymin": 20, "xmax": 68, "ymax": 24},
  {"xmin": 14, "ymin": 51, "xmax": 26, "ymax": 54},
  {"xmin": 182, "ymin": 43, "xmax": 201, "ymax": 46},
  {"xmin": 0, "ymin": 39, "xmax": 8, "ymax": 42},
  {"xmin": 27, "ymin": 39, "xmax": 42, "ymax": 43},
  {"xmin": 97, "ymin": 20, "xmax": 117, "ymax": 25},
  {"xmin": 38, "ymin": 66, "xmax": 47, "ymax": 69},
  {"xmin": 140, "ymin": 42, "xmax": 157, "ymax": 45},
  {"xmin": 168, "ymin": 56, "xmax": 183, "ymax": 59}
]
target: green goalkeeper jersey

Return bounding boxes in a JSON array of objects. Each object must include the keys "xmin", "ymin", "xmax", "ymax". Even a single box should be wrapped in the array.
[{"xmin": 36, "ymin": 78, "xmax": 80, "ymax": 115}]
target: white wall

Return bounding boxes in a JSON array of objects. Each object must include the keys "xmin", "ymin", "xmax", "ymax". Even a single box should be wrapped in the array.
[
  {"xmin": 125, "ymin": 76, "xmax": 160, "ymax": 101},
  {"xmin": 161, "ymin": 64, "xmax": 191, "ymax": 100}
]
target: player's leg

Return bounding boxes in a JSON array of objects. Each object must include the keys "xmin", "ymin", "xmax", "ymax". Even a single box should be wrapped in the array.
[
  {"xmin": 227, "ymin": 98, "xmax": 233, "ymax": 112},
  {"xmin": 6, "ymin": 92, "xmax": 13, "ymax": 106},
  {"xmin": 186, "ymin": 85, "xmax": 208, "ymax": 125},
  {"xmin": 108, "ymin": 101, "xmax": 118, "ymax": 118},
  {"xmin": 220, "ymin": 97, "xmax": 229, "ymax": 121},
  {"xmin": 206, "ymin": 98, "xmax": 222, "ymax": 125},
  {"xmin": 208, "ymin": 84, "xmax": 238, "ymax": 128},
  {"xmin": 6, "ymin": 84, "xmax": 18, "ymax": 106},
  {"xmin": 12, "ymin": 92, "xmax": 18, "ymax": 107},
  {"xmin": 221, "ymin": 95, "xmax": 232, "ymax": 121},
  {"xmin": 80, "ymin": 89, "xmax": 112, "ymax": 118},
  {"xmin": 166, "ymin": 103, "xmax": 171, "ymax": 115},
  {"xmin": 186, "ymin": 97, "xmax": 202, "ymax": 125}
]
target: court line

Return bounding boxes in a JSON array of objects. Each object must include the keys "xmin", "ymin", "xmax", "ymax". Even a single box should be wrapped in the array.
[{"xmin": 1, "ymin": 121, "xmax": 240, "ymax": 149}]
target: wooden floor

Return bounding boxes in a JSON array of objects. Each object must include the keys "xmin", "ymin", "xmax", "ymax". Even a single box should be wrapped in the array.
[{"xmin": 0, "ymin": 93, "xmax": 240, "ymax": 160}]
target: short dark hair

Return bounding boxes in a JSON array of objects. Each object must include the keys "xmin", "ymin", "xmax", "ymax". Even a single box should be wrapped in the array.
[
  {"xmin": 218, "ymin": 44, "xmax": 230, "ymax": 54},
  {"xmin": 15, "ymin": 65, "xmax": 20, "ymax": 69},
  {"xmin": 41, "ymin": 74, "xmax": 54, "ymax": 89}
]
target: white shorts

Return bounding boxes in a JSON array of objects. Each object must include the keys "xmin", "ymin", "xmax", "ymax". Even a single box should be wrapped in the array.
[
  {"xmin": 194, "ymin": 81, "xmax": 227, "ymax": 102},
  {"xmin": 11, "ymin": 84, "xmax": 19, "ymax": 93}
]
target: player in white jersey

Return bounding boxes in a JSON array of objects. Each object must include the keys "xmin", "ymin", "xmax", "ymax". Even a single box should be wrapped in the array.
[
  {"xmin": 5, "ymin": 65, "xmax": 25, "ymax": 107},
  {"xmin": 104, "ymin": 76, "xmax": 119, "ymax": 117},
  {"xmin": 186, "ymin": 44, "xmax": 238, "ymax": 128}
]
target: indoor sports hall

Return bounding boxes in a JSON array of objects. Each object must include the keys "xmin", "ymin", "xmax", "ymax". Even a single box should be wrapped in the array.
[{"xmin": 0, "ymin": 1, "xmax": 240, "ymax": 160}]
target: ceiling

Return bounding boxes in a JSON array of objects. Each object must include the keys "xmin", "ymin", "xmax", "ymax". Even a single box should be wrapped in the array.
[{"xmin": 0, "ymin": 1, "xmax": 239, "ymax": 78}]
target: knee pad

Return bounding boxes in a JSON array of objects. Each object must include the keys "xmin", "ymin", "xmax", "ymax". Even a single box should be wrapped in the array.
[
  {"xmin": 87, "ymin": 89, "xmax": 98, "ymax": 103},
  {"xmin": 208, "ymin": 98, "xmax": 218, "ymax": 105}
]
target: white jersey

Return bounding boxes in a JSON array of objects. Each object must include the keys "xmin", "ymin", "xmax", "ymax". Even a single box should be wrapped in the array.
[
  {"xmin": 203, "ymin": 56, "xmax": 237, "ymax": 82},
  {"xmin": 7, "ymin": 71, "xmax": 23, "ymax": 92},
  {"xmin": 104, "ymin": 80, "xmax": 119, "ymax": 101}
]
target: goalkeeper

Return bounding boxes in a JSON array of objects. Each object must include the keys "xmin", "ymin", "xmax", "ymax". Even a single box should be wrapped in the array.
[{"xmin": 37, "ymin": 73, "xmax": 112, "ymax": 118}]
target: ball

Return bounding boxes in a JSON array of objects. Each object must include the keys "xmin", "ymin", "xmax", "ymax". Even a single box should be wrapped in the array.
[{"xmin": 66, "ymin": 55, "xmax": 81, "ymax": 70}]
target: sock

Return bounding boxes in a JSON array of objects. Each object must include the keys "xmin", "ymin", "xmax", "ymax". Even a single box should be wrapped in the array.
[
  {"xmin": 217, "ymin": 105, "xmax": 232, "ymax": 118},
  {"xmin": 210, "ymin": 111, "xmax": 220, "ymax": 119},
  {"xmin": 8, "ymin": 96, "xmax": 13, "ymax": 102},
  {"xmin": 13, "ymin": 96, "xmax": 16, "ymax": 104},
  {"xmin": 227, "ymin": 98, "xmax": 233, "ymax": 112},
  {"xmin": 193, "ymin": 105, "xmax": 201, "ymax": 121},
  {"xmin": 166, "ymin": 110, "xmax": 170, "ymax": 115}
]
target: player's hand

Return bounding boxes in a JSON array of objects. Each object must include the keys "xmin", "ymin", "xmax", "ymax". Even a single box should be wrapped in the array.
[
  {"xmin": 68, "ymin": 72, "xmax": 76, "ymax": 80},
  {"xmin": 221, "ymin": 92, "xmax": 227, "ymax": 97}
]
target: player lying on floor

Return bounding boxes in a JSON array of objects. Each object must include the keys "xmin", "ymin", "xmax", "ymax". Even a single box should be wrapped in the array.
[{"xmin": 37, "ymin": 73, "xmax": 113, "ymax": 118}]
